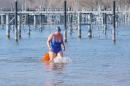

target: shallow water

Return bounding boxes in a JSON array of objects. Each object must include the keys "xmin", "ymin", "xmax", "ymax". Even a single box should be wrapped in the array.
[{"xmin": 0, "ymin": 25, "xmax": 130, "ymax": 86}]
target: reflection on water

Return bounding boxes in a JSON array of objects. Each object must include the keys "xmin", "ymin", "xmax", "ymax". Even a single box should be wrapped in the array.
[
  {"xmin": 43, "ymin": 62, "xmax": 65, "ymax": 86},
  {"xmin": 45, "ymin": 78, "xmax": 64, "ymax": 86},
  {"xmin": 43, "ymin": 62, "xmax": 65, "ymax": 71}
]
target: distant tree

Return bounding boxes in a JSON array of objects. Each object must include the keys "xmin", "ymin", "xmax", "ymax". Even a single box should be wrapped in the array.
[
  {"xmin": 126, "ymin": 0, "xmax": 130, "ymax": 7},
  {"xmin": 80, "ymin": 0, "xmax": 96, "ymax": 9},
  {"xmin": 28, "ymin": 0, "xmax": 34, "ymax": 8}
]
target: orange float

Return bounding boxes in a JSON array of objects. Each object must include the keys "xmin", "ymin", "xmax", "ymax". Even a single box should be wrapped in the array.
[{"xmin": 42, "ymin": 52, "xmax": 50, "ymax": 61}]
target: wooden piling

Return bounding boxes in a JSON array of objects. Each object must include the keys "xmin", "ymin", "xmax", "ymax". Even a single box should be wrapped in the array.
[
  {"xmin": 28, "ymin": 26, "xmax": 30, "ymax": 35},
  {"xmin": 6, "ymin": 14, "xmax": 10, "ymax": 38},
  {"xmin": 11, "ymin": 13, "xmax": 14, "ymax": 31},
  {"xmin": 34, "ymin": 14, "xmax": 36, "ymax": 29},
  {"xmin": 112, "ymin": 0, "xmax": 116, "ymax": 42},
  {"xmin": 28, "ymin": 13, "xmax": 30, "ymax": 35},
  {"xmin": 40, "ymin": 13, "xmax": 42, "ymax": 31},
  {"xmin": 103, "ymin": 7, "xmax": 107, "ymax": 35},
  {"xmin": 18, "ymin": 14, "xmax": 21, "ymax": 38},
  {"xmin": 69, "ymin": 14, "xmax": 73, "ymax": 34},
  {"xmin": 78, "ymin": 13, "xmax": 81, "ymax": 38},
  {"xmin": 64, "ymin": 0, "xmax": 67, "ymax": 42},
  {"xmin": 1, "ymin": 15, "xmax": 4, "ymax": 29},
  {"xmin": 15, "ymin": 0, "xmax": 18, "ymax": 41},
  {"xmin": 88, "ymin": 24, "xmax": 92, "ymax": 38}
]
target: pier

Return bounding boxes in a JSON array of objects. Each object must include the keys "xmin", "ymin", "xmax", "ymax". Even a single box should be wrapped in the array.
[{"xmin": 0, "ymin": 0, "xmax": 130, "ymax": 42}]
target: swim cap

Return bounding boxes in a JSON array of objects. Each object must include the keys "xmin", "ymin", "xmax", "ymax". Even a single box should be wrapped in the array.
[{"xmin": 56, "ymin": 27, "xmax": 61, "ymax": 32}]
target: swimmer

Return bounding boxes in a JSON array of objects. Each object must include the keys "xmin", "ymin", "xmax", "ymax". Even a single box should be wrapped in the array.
[{"xmin": 47, "ymin": 27, "xmax": 65, "ymax": 61}]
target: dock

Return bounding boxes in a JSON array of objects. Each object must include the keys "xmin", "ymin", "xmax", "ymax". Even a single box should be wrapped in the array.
[{"xmin": 0, "ymin": 0, "xmax": 130, "ymax": 42}]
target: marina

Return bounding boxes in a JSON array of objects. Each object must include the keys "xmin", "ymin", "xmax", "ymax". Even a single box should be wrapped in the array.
[
  {"xmin": 1, "ymin": 0, "xmax": 130, "ymax": 42},
  {"xmin": 0, "ymin": 0, "xmax": 130, "ymax": 86}
]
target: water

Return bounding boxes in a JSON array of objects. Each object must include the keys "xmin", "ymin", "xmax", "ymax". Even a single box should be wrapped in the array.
[{"xmin": 0, "ymin": 25, "xmax": 130, "ymax": 86}]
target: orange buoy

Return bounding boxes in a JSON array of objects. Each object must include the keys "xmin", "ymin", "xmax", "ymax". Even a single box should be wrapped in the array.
[{"xmin": 42, "ymin": 52, "xmax": 50, "ymax": 61}]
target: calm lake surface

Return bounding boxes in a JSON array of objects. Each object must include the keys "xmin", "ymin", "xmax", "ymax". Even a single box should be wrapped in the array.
[{"xmin": 0, "ymin": 25, "xmax": 130, "ymax": 86}]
